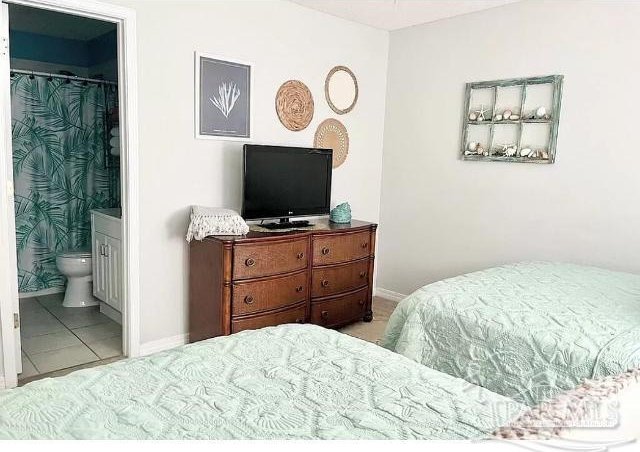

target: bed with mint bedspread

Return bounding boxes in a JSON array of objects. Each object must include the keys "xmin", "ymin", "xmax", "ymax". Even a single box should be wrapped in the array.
[
  {"xmin": 381, "ymin": 262, "xmax": 640, "ymax": 406},
  {"xmin": 0, "ymin": 324, "xmax": 523, "ymax": 439}
]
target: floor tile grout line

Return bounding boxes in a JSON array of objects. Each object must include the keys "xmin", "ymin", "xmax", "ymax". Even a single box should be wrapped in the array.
[
  {"xmin": 33, "ymin": 294, "xmax": 123, "ymax": 354},
  {"xmin": 24, "ymin": 296, "xmax": 101, "ymax": 372},
  {"xmin": 62, "ymin": 323, "xmax": 101, "ymax": 361},
  {"xmin": 21, "ymin": 319, "xmax": 123, "ymax": 362},
  {"xmin": 37, "ymin": 296, "xmax": 109, "ymax": 330},
  {"xmin": 19, "ymin": 295, "xmax": 123, "ymax": 381},
  {"xmin": 21, "ymin": 351, "xmax": 40, "ymax": 377},
  {"xmin": 18, "ymin": 356, "xmax": 125, "ymax": 386},
  {"xmin": 36, "ymin": 297, "xmax": 121, "ymax": 330},
  {"xmin": 82, "ymin": 335, "xmax": 123, "ymax": 359},
  {"xmin": 22, "ymin": 298, "xmax": 72, "ymax": 365},
  {"xmin": 60, "ymin": 318, "xmax": 122, "ymax": 361},
  {"xmin": 22, "ymin": 353, "xmax": 104, "ymax": 381},
  {"xmin": 25, "ymin": 342, "xmax": 100, "ymax": 362}
]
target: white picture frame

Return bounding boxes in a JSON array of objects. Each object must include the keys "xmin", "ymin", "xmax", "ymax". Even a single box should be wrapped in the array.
[{"xmin": 195, "ymin": 52, "xmax": 253, "ymax": 141}]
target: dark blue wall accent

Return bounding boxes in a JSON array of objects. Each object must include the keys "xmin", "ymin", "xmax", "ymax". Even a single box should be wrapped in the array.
[
  {"xmin": 88, "ymin": 30, "xmax": 117, "ymax": 66},
  {"xmin": 10, "ymin": 30, "xmax": 89, "ymax": 66},
  {"xmin": 9, "ymin": 29, "xmax": 116, "ymax": 67}
]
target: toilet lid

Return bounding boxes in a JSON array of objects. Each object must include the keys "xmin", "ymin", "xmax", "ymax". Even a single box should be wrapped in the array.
[{"xmin": 59, "ymin": 251, "xmax": 92, "ymax": 259}]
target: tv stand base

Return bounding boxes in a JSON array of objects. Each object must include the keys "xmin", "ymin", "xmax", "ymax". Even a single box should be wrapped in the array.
[{"xmin": 261, "ymin": 220, "xmax": 312, "ymax": 230}]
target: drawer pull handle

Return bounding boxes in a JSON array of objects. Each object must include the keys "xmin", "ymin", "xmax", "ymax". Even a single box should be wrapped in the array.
[
  {"xmin": 297, "ymin": 252, "xmax": 305, "ymax": 259},
  {"xmin": 245, "ymin": 258, "xmax": 256, "ymax": 267},
  {"xmin": 321, "ymin": 279, "xmax": 329, "ymax": 287},
  {"xmin": 359, "ymin": 271, "xmax": 367, "ymax": 278},
  {"xmin": 244, "ymin": 296, "xmax": 254, "ymax": 305},
  {"xmin": 321, "ymin": 247, "xmax": 330, "ymax": 255},
  {"xmin": 361, "ymin": 242, "xmax": 368, "ymax": 249},
  {"xmin": 296, "ymin": 286, "xmax": 303, "ymax": 292},
  {"xmin": 321, "ymin": 310, "xmax": 329, "ymax": 321},
  {"xmin": 358, "ymin": 299, "xmax": 365, "ymax": 306}
]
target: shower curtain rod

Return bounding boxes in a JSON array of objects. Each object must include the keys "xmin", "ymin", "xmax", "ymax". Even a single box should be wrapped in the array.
[{"xmin": 9, "ymin": 69, "xmax": 117, "ymax": 86}]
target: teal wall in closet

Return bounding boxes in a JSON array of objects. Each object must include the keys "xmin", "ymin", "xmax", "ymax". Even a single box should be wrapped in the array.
[{"xmin": 9, "ymin": 29, "xmax": 117, "ymax": 69}]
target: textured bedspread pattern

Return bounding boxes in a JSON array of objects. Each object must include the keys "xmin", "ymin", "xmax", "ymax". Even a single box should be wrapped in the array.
[
  {"xmin": 381, "ymin": 262, "xmax": 640, "ymax": 406},
  {"xmin": 0, "ymin": 324, "xmax": 523, "ymax": 439}
]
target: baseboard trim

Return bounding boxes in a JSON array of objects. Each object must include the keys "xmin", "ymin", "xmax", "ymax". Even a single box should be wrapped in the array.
[
  {"xmin": 100, "ymin": 302, "xmax": 122, "ymax": 325},
  {"xmin": 19, "ymin": 286, "xmax": 65, "ymax": 299},
  {"xmin": 374, "ymin": 287, "xmax": 407, "ymax": 303},
  {"xmin": 139, "ymin": 334, "xmax": 188, "ymax": 356},
  {"xmin": 136, "ymin": 291, "xmax": 406, "ymax": 357}
]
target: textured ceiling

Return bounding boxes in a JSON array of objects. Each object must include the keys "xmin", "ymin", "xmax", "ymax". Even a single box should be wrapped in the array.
[{"xmin": 289, "ymin": 0, "xmax": 519, "ymax": 31}]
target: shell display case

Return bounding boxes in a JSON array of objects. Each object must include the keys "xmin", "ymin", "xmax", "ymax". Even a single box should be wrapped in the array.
[{"xmin": 461, "ymin": 75, "xmax": 563, "ymax": 163}]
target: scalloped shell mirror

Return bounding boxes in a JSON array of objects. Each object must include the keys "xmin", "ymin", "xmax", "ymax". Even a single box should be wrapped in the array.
[{"xmin": 325, "ymin": 66, "xmax": 358, "ymax": 115}]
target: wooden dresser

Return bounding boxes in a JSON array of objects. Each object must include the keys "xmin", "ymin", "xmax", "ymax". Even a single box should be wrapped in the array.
[{"xmin": 189, "ymin": 219, "xmax": 377, "ymax": 342}]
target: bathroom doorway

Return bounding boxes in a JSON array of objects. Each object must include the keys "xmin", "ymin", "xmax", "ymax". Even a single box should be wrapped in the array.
[{"xmin": 0, "ymin": 0, "xmax": 139, "ymax": 389}]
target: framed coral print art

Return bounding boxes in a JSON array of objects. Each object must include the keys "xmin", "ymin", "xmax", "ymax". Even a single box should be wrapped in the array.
[{"xmin": 195, "ymin": 52, "xmax": 253, "ymax": 140}]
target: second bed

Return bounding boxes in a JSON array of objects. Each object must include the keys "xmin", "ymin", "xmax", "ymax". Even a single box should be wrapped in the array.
[{"xmin": 382, "ymin": 262, "xmax": 640, "ymax": 405}]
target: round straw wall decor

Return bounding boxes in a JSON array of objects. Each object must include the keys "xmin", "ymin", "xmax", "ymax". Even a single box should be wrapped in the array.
[
  {"xmin": 314, "ymin": 118, "xmax": 349, "ymax": 168},
  {"xmin": 275, "ymin": 80, "xmax": 314, "ymax": 131}
]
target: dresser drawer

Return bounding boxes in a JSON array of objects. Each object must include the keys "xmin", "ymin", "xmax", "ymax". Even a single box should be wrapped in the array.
[
  {"xmin": 313, "ymin": 231, "xmax": 371, "ymax": 266},
  {"xmin": 310, "ymin": 288, "xmax": 368, "ymax": 328},
  {"xmin": 231, "ymin": 304, "xmax": 306, "ymax": 333},
  {"xmin": 233, "ymin": 238, "xmax": 309, "ymax": 280},
  {"xmin": 311, "ymin": 259, "xmax": 369, "ymax": 298},
  {"xmin": 232, "ymin": 271, "xmax": 307, "ymax": 316}
]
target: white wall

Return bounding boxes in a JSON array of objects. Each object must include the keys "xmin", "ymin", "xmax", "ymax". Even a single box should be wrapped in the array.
[
  {"xmin": 105, "ymin": 0, "xmax": 389, "ymax": 345},
  {"xmin": 378, "ymin": 0, "xmax": 640, "ymax": 296}
]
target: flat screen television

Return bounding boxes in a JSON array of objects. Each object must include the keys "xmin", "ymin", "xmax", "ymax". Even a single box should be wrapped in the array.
[{"xmin": 242, "ymin": 144, "xmax": 332, "ymax": 227}]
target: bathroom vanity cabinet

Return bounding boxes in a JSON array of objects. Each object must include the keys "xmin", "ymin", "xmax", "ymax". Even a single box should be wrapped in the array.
[{"xmin": 91, "ymin": 209, "xmax": 123, "ymax": 324}]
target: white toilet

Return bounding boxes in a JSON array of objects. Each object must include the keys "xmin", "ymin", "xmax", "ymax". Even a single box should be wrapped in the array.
[{"xmin": 56, "ymin": 251, "xmax": 99, "ymax": 308}]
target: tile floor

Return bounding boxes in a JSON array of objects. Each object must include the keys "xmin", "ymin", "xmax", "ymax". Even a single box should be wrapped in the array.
[
  {"xmin": 16, "ymin": 295, "xmax": 395, "ymax": 385},
  {"xmin": 18, "ymin": 292, "xmax": 123, "ymax": 383},
  {"xmin": 339, "ymin": 296, "xmax": 397, "ymax": 344}
]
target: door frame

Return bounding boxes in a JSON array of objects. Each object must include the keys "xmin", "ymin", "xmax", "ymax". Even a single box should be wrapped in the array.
[{"xmin": 0, "ymin": 0, "xmax": 140, "ymax": 389}]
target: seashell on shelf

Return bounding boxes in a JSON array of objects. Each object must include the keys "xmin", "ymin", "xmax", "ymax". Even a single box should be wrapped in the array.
[
  {"xmin": 469, "ymin": 112, "xmax": 477, "ymax": 121},
  {"xmin": 541, "ymin": 150, "xmax": 549, "ymax": 159},
  {"xmin": 468, "ymin": 142, "xmax": 479, "ymax": 151},
  {"xmin": 510, "ymin": 114, "xmax": 520, "ymax": 120},
  {"xmin": 505, "ymin": 147, "xmax": 517, "ymax": 157},
  {"xmin": 494, "ymin": 114, "xmax": 503, "ymax": 121},
  {"xmin": 535, "ymin": 106, "xmax": 547, "ymax": 118},
  {"xmin": 543, "ymin": 114, "xmax": 551, "ymax": 120},
  {"xmin": 476, "ymin": 145, "xmax": 485, "ymax": 155},
  {"xmin": 503, "ymin": 109, "xmax": 512, "ymax": 120},
  {"xmin": 520, "ymin": 147, "xmax": 532, "ymax": 157}
]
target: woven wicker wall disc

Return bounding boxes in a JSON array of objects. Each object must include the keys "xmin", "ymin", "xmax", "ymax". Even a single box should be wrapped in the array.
[
  {"xmin": 275, "ymin": 80, "xmax": 314, "ymax": 131},
  {"xmin": 314, "ymin": 118, "xmax": 349, "ymax": 168}
]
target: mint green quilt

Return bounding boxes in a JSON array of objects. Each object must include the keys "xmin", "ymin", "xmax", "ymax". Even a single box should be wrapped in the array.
[
  {"xmin": 0, "ymin": 324, "xmax": 523, "ymax": 439},
  {"xmin": 381, "ymin": 262, "xmax": 640, "ymax": 406}
]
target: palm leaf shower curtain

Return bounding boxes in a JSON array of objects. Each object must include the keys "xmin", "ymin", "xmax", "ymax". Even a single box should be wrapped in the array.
[{"xmin": 10, "ymin": 74, "xmax": 119, "ymax": 293}]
